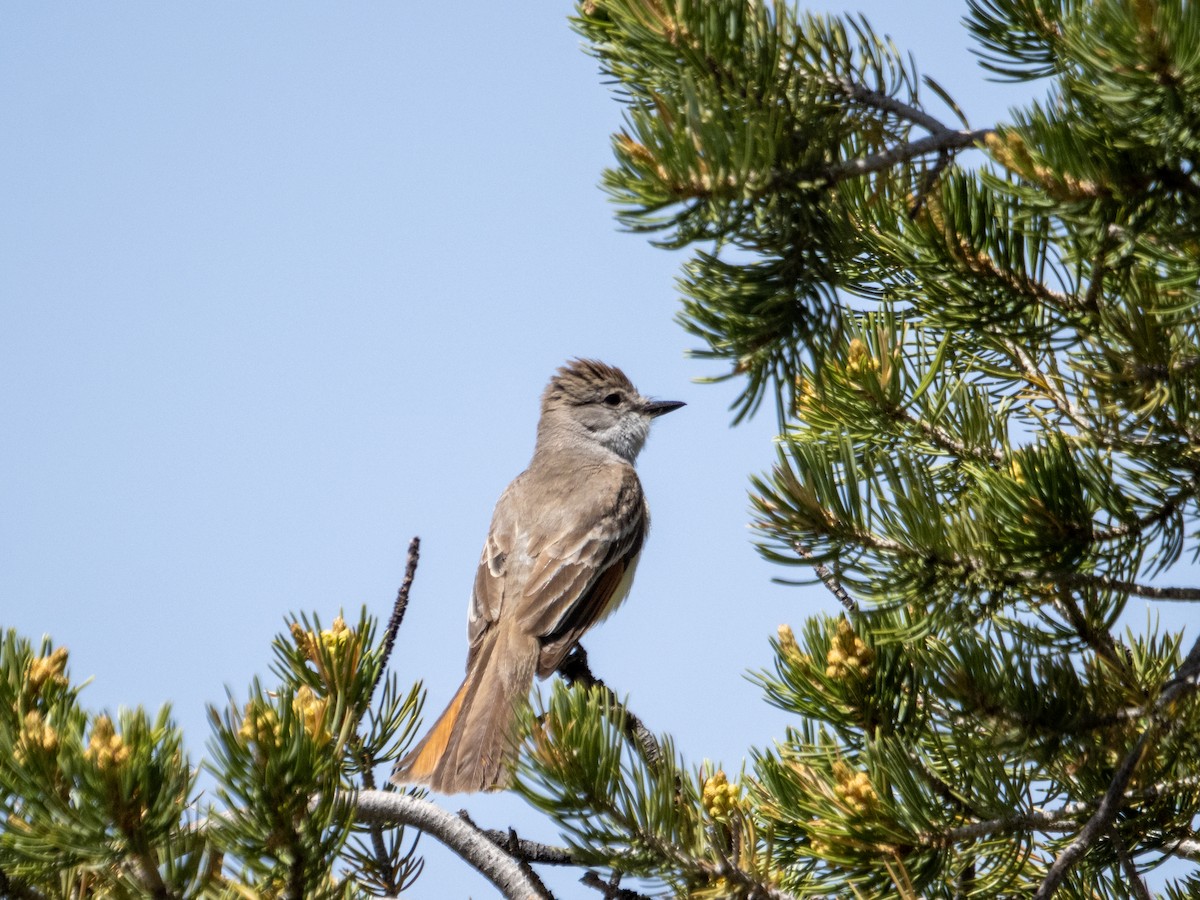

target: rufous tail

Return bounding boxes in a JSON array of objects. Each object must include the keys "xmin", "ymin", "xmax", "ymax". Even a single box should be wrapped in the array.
[{"xmin": 391, "ymin": 626, "xmax": 537, "ymax": 794}]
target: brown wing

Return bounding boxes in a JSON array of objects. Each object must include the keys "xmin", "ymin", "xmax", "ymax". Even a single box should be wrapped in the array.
[{"xmin": 467, "ymin": 460, "xmax": 647, "ymax": 674}]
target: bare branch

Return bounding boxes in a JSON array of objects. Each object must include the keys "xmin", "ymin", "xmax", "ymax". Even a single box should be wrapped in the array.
[
  {"xmin": 1108, "ymin": 825, "xmax": 1152, "ymax": 900},
  {"xmin": 794, "ymin": 542, "xmax": 857, "ymax": 613},
  {"xmin": 1052, "ymin": 571, "xmax": 1200, "ymax": 602},
  {"xmin": 353, "ymin": 536, "xmax": 424, "ymax": 892},
  {"xmin": 476, "ymin": 827, "xmax": 575, "ymax": 867},
  {"xmin": 374, "ymin": 536, "xmax": 421, "ymax": 697},
  {"xmin": 1169, "ymin": 838, "xmax": 1200, "ymax": 859},
  {"xmin": 350, "ymin": 790, "xmax": 555, "ymax": 900},
  {"xmin": 830, "ymin": 78, "xmax": 956, "ymax": 135},
  {"xmin": 580, "ymin": 870, "xmax": 656, "ymax": 900},
  {"xmin": 825, "ymin": 128, "xmax": 994, "ymax": 183},
  {"xmin": 1034, "ymin": 730, "xmax": 1151, "ymax": 900}
]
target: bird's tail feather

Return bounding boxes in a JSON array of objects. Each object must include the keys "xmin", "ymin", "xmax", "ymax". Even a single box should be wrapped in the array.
[{"xmin": 392, "ymin": 627, "xmax": 537, "ymax": 794}]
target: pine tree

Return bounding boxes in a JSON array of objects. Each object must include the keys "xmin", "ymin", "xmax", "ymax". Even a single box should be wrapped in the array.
[{"xmin": 513, "ymin": 0, "xmax": 1200, "ymax": 897}]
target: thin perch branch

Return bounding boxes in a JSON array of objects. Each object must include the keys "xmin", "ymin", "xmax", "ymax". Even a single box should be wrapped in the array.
[
  {"xmin": 794, "ymin": 543, "xmax": 858, "ymax": 613},
  {"xmin": 831, "ymin": 77, "xmax": 955, "ymax": 135},
  {"xmin": 1108, "ymin": 824, "xmax": 1152, "ymax": 900},
  {"xmin": 825, "ymin": 129, "xmax": 994, "ymax": 183},
  {"xmin": 1053, "ymin": 570, "xmax": 1200, "ymax": 602},
  {"xmin": 556, "ymin": 644, "xmax": 664, "ymax": 769},
  {"xmin": 1170, "ymin": 838, "xmax": 1200, "ymax": 859},
  {"xmin": 476, "ymin": 827, "xmax": 575, "ymax": 867}
]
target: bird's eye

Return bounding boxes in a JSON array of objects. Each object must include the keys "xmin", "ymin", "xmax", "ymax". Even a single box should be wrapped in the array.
[{"xmin": 602, "ymin": 392, "xmax": 623, "ymax": 407}]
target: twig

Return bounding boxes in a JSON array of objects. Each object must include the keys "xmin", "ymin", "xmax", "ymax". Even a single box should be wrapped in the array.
[
  {"xmin": 1049, "ymin": 571, "xmax": 1200, "ymax": 603},
  {"xmin": 350, "ymin": 790, "xmax": 555, "ymax": 900},
  {"xmin": 1108, "ymin": 824, "xmax": 1151, "ymax": 900},
  {"xmin": 456, "ymin": 812, "xmax": 554, "ymax": 899},
  {"xmin": 1047, "ymin": 588, "xmax": 1134, "ymax": 676},
  {"xmin": 356, "ymin": 536, "xmax": 422, "ymax": 892},
  {"xmin": 911, "ymin": 774, "xmax": 1200, "ymax": 846},
  {"xmin": 909, "ymin": 148, "xmax": 952, "ymax": 219},
  {"xmin": 357, "ymin": 758, "xmax": 400, "ymax": 892},
  {"xmin": 374, "ymin": 536, "xmax": 421, "ymax": 699},
  {"xmin": 580, "ymin": 871, "xmax": 655, "ymax": 900},
  {"xmin": 556, "ymin": 644, "xmax": 663, "ymax": 769},
  {"xmin": 824, "ymin": 128, "xmax": 994, "ymax": 183},
  {"xmin": 831, "ymin": 78, "xmax": 954, "ymax": 136},
  {"xmin": 794, "ymin": 543, "xmax": 857, "ymax": 613},
  {"xmin": 1162, "ymin": 634, "xmax": 1200, "ymax": 701},
  {"xmin": 477, "ymin": 827, "xmax": 575, "ymax": 867},
  {"xmin": 1169, "ymin": 838, "xmax": 1200, "ymax": 859}
]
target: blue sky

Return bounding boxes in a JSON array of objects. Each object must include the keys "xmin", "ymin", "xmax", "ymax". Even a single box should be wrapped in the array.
[{"xmin": 3, "ymin": 2, "xmax": 1193, "ymax": 896}]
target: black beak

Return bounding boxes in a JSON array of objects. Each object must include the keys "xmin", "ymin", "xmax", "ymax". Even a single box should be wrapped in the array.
[{"xmin": 644, "ymin": 399, "xmax": 686, "ymax": 418}]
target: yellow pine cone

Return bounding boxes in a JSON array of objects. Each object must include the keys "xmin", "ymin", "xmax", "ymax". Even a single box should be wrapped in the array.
[
  {"xmin": 292, "ymin": 685, "xmax": 331, "ymax": 745},
  {"xmin": 291, "ymin": 614, "xmax": 355, "ymax": 667},
  {"xmin": 85, "ymin": 715, "xmax": 130, "ymax": 772},
  {"xmin": 845, "ymin": 338, "xmax": 879, "ymax": 377},
  {"xmin": 832, "ymin": 760, "xmax": 878, "ymax": 815},
  {"xmin": 26, "ymin": 646, "xmax": 69, "ymax": 694},
  {"xmin": 702, "ymin": 769, "xmax": 741, "ymax": 821},
  {"xmin": 238, "ymin": 702, "xmax": 282, "ymax": 750},
  {"xmin": 319, "ymin": 615, "xmax": 352, "ymax": 657},
  {"xmin": 825, "ymin": 618, "xmax": 874, "ymax": 680},
  {"xmin": 13, "ymin": 711, "xmax": 60, "ymax": 764}
]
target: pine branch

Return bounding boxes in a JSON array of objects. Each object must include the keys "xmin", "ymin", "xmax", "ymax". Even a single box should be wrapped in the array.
[
  {"xmin": 350, "ymin": 790, "xmax": 556, "ymax": 900},
  {"xmin": 824, "ymin": 128, "xmax": 993, "ymax": 183},
  {"xmin": 1035, "ymin": 635, "xmax": 1200, "ymax": 898},
  {"xmin": 1108, "ymin": 824, "xmax": 1152, "ymax": 900},
  {"xmin": 476, "ymin": 827, "xmax": 575, "ymax": 867},
  {"xmin": 1034, "ymin": 727, "xmax": 1157, "ymax": 898},
  {"xmin": 1170, "ymin": 838, "xmax": 1200, "ymax": 860},
  {"xmin": 819, "ymin": 77, "xmax": 994, "ymax": 190},
  {"xmin": 1000, "ymin": 338, "xmax": 1095, "ymax": 435},
  {"xmin": 357, "ymin": 538, "xmax": 421, "ymax": 893},
  {"xmin": 555, "ymin": 644, "xmax": 663, "ymax": 769},
  {"xmin": 1047, "ymin": 588, "xmax": 1134, "ymax": 675},
  {"xmin": 830, "ymin": 77, "xmax": 955, "ymax": 135},
  {"xmin": 1090, "ymin": 484, "xmax": 1196, "ymax": 543},
  {"xmin": 795, "ymin": 542, "xmax": 857, "ymax": 613},
  {"xmin": 922, "ymin": 774, "xmax": 1200, "ymax": 845},
  {"xmin": 457, "ymin": 811, "xmax": 555, "ymax": 899},
  {"xmin": 580, "ymin": 871, "xmax": 655, "ymax": 900},
  {"xmin": 1050, "ymin": 572, "xmax": 1200, "ymax": 603}
]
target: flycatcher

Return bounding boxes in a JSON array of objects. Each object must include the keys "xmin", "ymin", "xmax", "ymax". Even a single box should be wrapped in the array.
[{"xmin": 392, "ymin": 359, "xmax": 683, "ymax": 794}]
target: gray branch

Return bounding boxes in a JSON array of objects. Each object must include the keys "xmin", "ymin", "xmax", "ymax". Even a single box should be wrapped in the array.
[
  {"xmin": 794, "ymin": 542, "xmax": 857, "ymax": 613},
  {"xmin": 350, "ymin": 790, "xmax": 555, "ymax": 900},
  {"xmin": 831, "ymin": 78, "xmax": 953, "ymax": 135},
  {"xmin": 1071, "ymin": 574, "xmax": 1200, "ymax": 602},
  {"xmin": 1170, "ymin": 838, "xmax": 1200, "ymax": 859},
  {"xmin": 825, "ymin": 128, "xmax": 994, "ymax": 183}
]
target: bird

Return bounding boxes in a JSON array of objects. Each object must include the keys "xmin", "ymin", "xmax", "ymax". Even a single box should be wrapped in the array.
[{"xmin": 391, "ymin": 359, "xmax": 684, "ymax": 793}]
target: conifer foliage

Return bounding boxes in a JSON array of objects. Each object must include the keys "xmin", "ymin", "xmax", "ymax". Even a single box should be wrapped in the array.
[{"xmin": 514, "ymin": 0, "xmax": 1200, "ymax": 897}]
